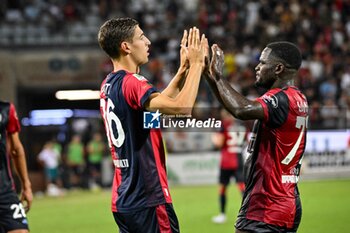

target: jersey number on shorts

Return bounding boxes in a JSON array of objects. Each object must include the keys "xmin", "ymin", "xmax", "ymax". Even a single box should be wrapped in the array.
[
  {"xmin": 101, "ymin": 98, "xmax": 125, "ymax": 148},
  {"xmin": 281, "ymin": 116, "xmax": 308, "ymax": 165},
  {"xmin": 11, "ymin": 203, "xmax": 26, "ymax": 219}
]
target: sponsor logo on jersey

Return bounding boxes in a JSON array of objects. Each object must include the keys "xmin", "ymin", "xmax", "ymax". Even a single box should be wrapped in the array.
[
  {"xmin": 262, "ymin": 94, "xmax": 278, "ymax": 108},
  {"xmin": 113, "ymin": 159, "xmax": 129, "ymax": 168},
  {"xmin": 133, "ymin": 74, "xmax": 147, "ymax": 81},
  {"xmin": 281, "ymin": 175, "xmax": 299, "ymax": 183}
]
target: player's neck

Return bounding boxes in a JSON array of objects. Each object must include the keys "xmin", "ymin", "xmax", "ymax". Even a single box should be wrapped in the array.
[
  {"xmin": 112, "ymin": 58, "xmax": 139, "ymax": 74},
  {"xmin": 271, "ymin": 78, "xmax": 295, "ymax": 89}
]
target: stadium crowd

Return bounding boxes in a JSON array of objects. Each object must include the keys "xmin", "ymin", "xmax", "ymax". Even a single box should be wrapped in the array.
[{"xmin": 1, "ymin": 0, "xmax": 349, "ymax": 129}]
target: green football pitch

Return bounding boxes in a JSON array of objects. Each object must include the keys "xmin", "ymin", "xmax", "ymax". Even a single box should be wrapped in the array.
[{"xmin": 28, "ymin": 179, "xmax": 350, "ymax": 233}]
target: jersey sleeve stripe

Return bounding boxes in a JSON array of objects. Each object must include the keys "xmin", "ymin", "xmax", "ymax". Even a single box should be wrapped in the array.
[{"xmin": 140, "ymin": 87, "xmax": 158, "ymax": 108}]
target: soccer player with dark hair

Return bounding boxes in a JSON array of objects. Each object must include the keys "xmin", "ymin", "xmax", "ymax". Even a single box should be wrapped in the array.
[
  {"xmin": 0, "ymin": 101, "xmax": 32, "ymax": 233},
  {"xmin": 98, "ymin": 17, "xmax": 207, "ymax": 232},
  {"xmin": 206, "ymin": 41, "xmax": 308, "ymax": 233}
]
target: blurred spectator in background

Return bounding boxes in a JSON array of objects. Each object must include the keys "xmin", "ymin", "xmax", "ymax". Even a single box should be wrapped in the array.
[
  {"xmin": 51, "ymin": 138, "xmax": 62, "ymax": 158},
  {"xmin": 37, "ymin": 140, "xmax": 63, "ymax": 196},
  {"xmin": 87, "ymin": 132, "xmax": 105, "ymax": 190},
  {"xmin": 211, "ymin": 109, "xmax": 246, "ymax": 224},
  {"xmin": 66, "ymin": 134, "xmax": 85, "ymax": 189},
  {"xmin": 320, "ymin": 98, "xmax": 340, "ymax": 129}
]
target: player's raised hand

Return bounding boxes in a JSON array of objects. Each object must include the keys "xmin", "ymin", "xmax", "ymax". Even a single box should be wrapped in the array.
[
  {"xmin": 202, "ymin": 36, "xmax": 210, "ymax": 77},
  {"xmin": 187, "ymin": 27, "xmax": 206, "ymax": 68},
  {"xmin": 179, "ymin": 29, "xmax": 189, "ymax": 69},
  {"xmin": 209, "ymin": 44, "xmax": 225, "ymax": 80},
  {"xmin": 202, "ymin": 34, "xmax": 209, "ymax": 64}
]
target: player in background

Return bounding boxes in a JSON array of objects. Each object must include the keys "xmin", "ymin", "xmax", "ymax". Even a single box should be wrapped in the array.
[
  {"xmin": 66, "ymin": 134, "xmax": 84, "ymax": 189},
  {"xmin": 86, "ymin": 132, "xmax": 105, "ymax": 190},
  {"xmin": 212, "ymin": 109, "xmax": 246, "ymax": 224},
  {"xmin": 205, "ymin": 42, "xmax": 308, "ymax": 233},
  {"xmin": 98, "ymin": 17, "xmax": 207, "ymax": 232},
  {"xmin": 0, "ymin": 101, "xmax": 32, "ymax": 233},
  {"xmin": 37, "ymin": 140, "xmax": 62, "ymax": 196}
]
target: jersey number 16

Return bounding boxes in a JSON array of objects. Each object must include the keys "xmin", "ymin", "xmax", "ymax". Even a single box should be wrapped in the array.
[{"xmin": 100, "ymin": 98, "xmax": 125, "ymax": 148}]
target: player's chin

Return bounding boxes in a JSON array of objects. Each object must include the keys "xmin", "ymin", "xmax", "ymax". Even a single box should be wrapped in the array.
[
  {"xmin": 254, "ymin": 80, "xmax": 264, "ymax": 88},
  {"xmin": 255, "ymin": 80, "xmax": 271, "ymax": 89},
  {"xmin": 140, "ymin": 57, "xmax": 148, "ymax": 65},
  {"xmin": 255, "ymin": 77, "xmax": 261, "ymax": 85}
]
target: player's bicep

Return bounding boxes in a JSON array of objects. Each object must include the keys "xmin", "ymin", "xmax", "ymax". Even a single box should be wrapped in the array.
[
  {"xmin": 123, "ymin": 74, "xmax": 157, "ymax": 110},
  {"xmin": 234, "ymin": 101, "xmax": 264, "ymax": 120},
  {"xmin": 144, "ymin": 93, "xmax": 180, "ymax": 114},
  {"xmin": 258, "ymin": 91, "xmax": 289, "ymax": 128}
]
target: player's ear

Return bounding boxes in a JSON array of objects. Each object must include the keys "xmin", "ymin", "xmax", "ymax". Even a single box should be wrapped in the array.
[
  {"xmin": 120, "ymin": 41, "xmax": 131, "ymax": 55},
  {"xmin": 275, "ymin": 63, "xmax": 284, "ymax": 75}
]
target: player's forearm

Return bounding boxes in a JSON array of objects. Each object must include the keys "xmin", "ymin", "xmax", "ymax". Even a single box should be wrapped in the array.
[
  {"xmin": 204, "ymin": 68, "xmax": 249, "ymax": 117},
  {"xmin": 11, "ymin": 146, "xmax": 32, "ymax": 190},
  {"xmin": 173, "ymin": 63, "xmax": 203, "ymax": 114},
  {"xmin": 204, "ymin": 73, "xmax": 226, "ymax": 107},
  {"xmin": 161, "ymin": 67, "xmax": 188, "ymax": 98},
  {"xmin": 215, "ymin": 78, "xmax": 257, "ymax": 120}
]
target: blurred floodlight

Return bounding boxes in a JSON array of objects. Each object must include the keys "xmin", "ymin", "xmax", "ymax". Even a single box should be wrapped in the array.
[
  {"xmin": 30, "ymin": 109, "xmax": 73, "ymax": 118},
  {"xmin": 21, "ymin": 117, "xmax": 67, "ymax": 126},
  {"xmin": 22, "ymin": 109, "xmax": 100, "ymax": 126},
  {"xmin": 55, "ymin": 90, "xmax": 100, "ymax": 100}
]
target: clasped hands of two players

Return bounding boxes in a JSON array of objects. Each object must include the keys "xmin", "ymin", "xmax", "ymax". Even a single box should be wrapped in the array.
[{"xmin": 179, "ymin": 26, "xmax": 225, "ymax": 80}]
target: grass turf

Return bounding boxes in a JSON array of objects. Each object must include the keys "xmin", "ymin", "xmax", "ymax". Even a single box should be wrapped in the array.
[{"xmin": 28, "ymin": 179, "xmax": 350, "ymax": 233}]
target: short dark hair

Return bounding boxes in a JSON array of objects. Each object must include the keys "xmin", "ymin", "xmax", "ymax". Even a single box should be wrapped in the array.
[
  {"xmin": 266, "ymin": 41, "xmax": 302, "ymax": 70},
  {"xmin": 98, "ymin": 18, "xmax": 139, "ymax": 59}
]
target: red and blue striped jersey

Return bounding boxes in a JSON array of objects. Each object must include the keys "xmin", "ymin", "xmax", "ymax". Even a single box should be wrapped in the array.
[
  {"xmin": 238, "ymin": 86, "xmax": 308, "ymax": 229},
  {"xmin": 0, "ymin": 101, "xmax": 21, "ymax": 195},
  {"xmin": 100, "ymin": 70, "xmax": 172, "ymax": 213}
]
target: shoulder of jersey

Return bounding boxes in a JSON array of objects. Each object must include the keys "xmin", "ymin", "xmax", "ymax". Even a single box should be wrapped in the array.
[
  {"xmin": 261, "ymin": 93, "xmax": 279, "ymax": 108},
  {"xmin": 132, "ymin": 73, "xmax": 148, "ymax": 81}
]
